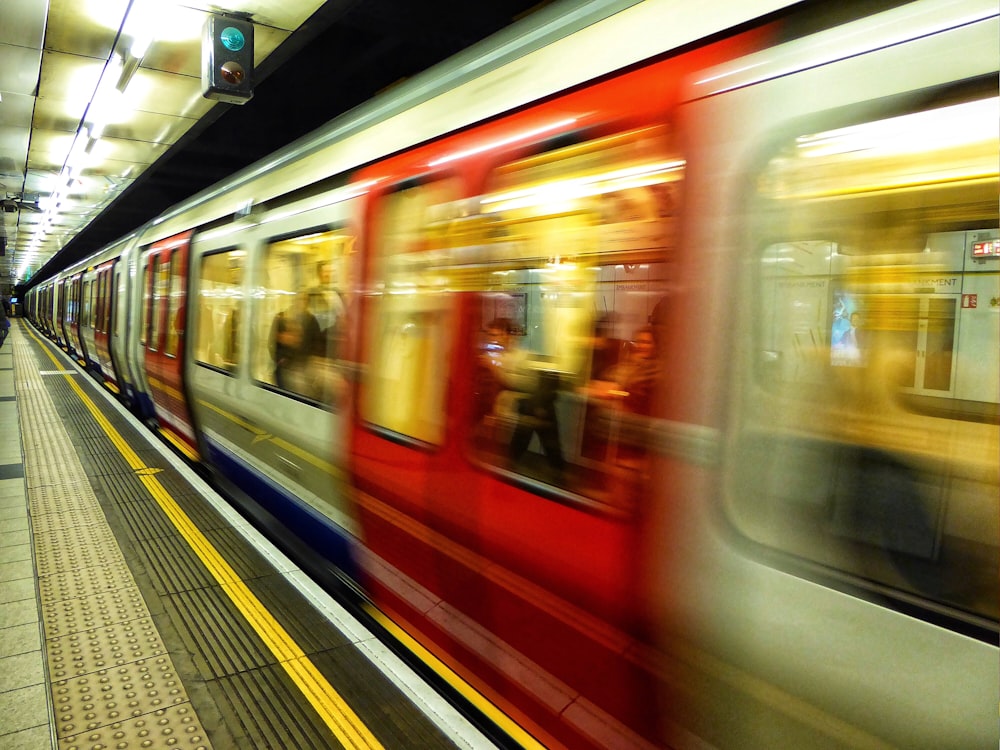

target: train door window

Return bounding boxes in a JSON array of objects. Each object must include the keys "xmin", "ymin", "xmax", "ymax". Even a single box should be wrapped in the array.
[
  {"xmin": 140, "ymin": 260, "xmax": 152, "ymax": 347},
  {"xmin": 56, "ymin": 281, "xmax": 65, "ymax": 331},
  {"xmin": 252, "ymin": 228, "xmax": 354, "ymax": 405},
  {"xmin": 150, "ymin": 255, "xmax": 170, "ymax": 352},
  {"xmin": 96, "ymin": 273, "xmax": 105, "ymax": 333},
  {"xmin": 66, "ymin": 279, "xmax": 74, "ymax": 326},
  {"xmin": 114, "ymin": 266, "xmax": 124, "ymax": 339},
  {"xmin": 103, "ymin": 271, "xmax": 111, "ymax": 332},
  {"xmin": 735, "ymin": 95, "xmax": 999, "ymax": 624},
  {"xmin": 195, "ymin": 249, "xmax": 245, "ymax": 373},
  {"xmin": 80, "ymin": 279, "xmax": 91, "ymax": 328},
  {"xmin": 453, "ymin": 126, "xmax": 681, "ymax": 509},
  {"xmin": 95, "ymin": 272, "xmax": 106, "ymax": 333},
  {"xmin": 104, "ymin": 268, "xmax": 115, "ymax": 334},
  {"xmin": 361, "ymin": 179, "xmax": 460, "ymax": 445},
  {"xmin": 165, "ymin": 253, "xmax": 184, "ymax": 358}
]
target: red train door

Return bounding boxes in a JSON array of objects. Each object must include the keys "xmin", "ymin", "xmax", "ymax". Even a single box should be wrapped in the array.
[
  {"xmin": 348, "ymin": 115, "xmax": 672, "ymax": 748},
  {"xmin": 143, "ymin": 231, "xmax": 199, "ymax": 460}
]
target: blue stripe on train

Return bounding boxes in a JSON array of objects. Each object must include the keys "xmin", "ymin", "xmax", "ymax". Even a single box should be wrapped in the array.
[{"xmin": 202, "ymin": 437, "xmax": 358, "ymax": 581}]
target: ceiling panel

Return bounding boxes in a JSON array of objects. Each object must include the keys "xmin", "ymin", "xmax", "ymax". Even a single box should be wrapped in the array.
[
  {"xmin": 0, "ymin": 0, "xmax": 48, "ymax": 48},
  {"xmin": 45, "ymin": 0, "xmax": 126, "ymax": 59},
  {"xmin": 36, "ymin": 51, "xmax": 106, "ymax": 109},
  {"xmin": 0, "ymin": 45, "xmax": 44, "ymax": 97}
]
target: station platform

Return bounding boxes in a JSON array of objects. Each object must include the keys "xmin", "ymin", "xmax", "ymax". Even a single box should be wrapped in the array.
[{"xmin": 0, "ymin": 319, "xmax": 506, "ymax": 750}]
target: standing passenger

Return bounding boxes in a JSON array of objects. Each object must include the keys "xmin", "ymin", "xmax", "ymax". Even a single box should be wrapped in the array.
[
  {"xmin": 270, "ymin": 290, "xmax": 321, "ymax": 394},
  {"xmin": 314, "ymin": 259, "xmax": 347, "ymax": 360}
]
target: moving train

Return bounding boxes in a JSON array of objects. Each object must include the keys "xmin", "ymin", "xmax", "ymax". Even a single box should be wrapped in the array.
[{"xmin": 23, "ymin": 0, "xmax": 999, "ymax": 747}]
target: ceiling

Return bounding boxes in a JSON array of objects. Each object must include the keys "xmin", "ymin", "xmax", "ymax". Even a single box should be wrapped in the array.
[{"xmin": 0, "ymin": 0, "xmax": 545, "ymax": 295}]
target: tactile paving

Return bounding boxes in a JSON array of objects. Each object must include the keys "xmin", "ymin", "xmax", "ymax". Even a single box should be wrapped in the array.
[
  {"xmin": 52, "ymin": 657, "xmax": 190, "ymax": 737},
  {"xmin": 47, "ymin": 619, "xmax": 167, "ymax": 680},
  {"xmin": 23, "ymin": 441, "xmax": 90, "ymax": 490},
  {"xmin": 38, "ymin": 559, "xmax": 136, "ymax": 602},
  {"xmin": 59, "ymin": 703, "xmax": 210, "ymax": 750},
  {"xmin": 42, "ymin": 586, "xmax": 152, "ymax": 638},
  {"xmin": 26, "ymin": 480, "xmax": 101, "ymax": 516},
  {"xmin": 30, "ymin": 503, "xmax": 109, "ymax": 534},
  {"xmin": 34, "ymin": 524, "xmax": 127, "ymax": 576}
]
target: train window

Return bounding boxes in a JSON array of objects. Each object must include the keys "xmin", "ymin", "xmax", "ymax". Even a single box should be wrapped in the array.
[
  {"xmin": 100, "ymin": 271, "xmax": 111, "ymax": 334},
  {"xmin": 140, "ymin": 262, "xmax": 151, "ymax": 347},
  {"xmin": 67, "ymin": 278, "xmax": 78, "ymax": 326},
  {"xmin": 195, "ymin": 250, "xmax": 245, "ymax": 373},
  {"xmin": 384, "ymin": 127, "xmax": 680, "ymax": 508},
  {"xmin": 252, "ymin": 228, "xmax": 353, "ymax": 406},
  {"xmin": 94, "ymin": 274, "xmax": 104, "ymax": 333},
  {"xmin": 113, "ymin": 268, "xmax": 123, "ymax": 340},
  {"xmin": 477, "ymin": 127, "xmax": 680, "ymax": 508},
  {"xmin": 81, "ymin": 279, "xmax": 92, "ymax": 328},
  {"xmin": 150, "ymin": 255, "xmax": 170, "ymax": 352},
  {"xmin": 361, "ymin": 179, "xmax": 460, "ymax": 445},
  {"xmin": 101, "ymin": 269, "xmax": 112, "ymax": 334},
  {"xmin": 165, "ymin": 253, "xmax": 184, "ymax": 358},
  {"xmin": 735, "ymin": 95, "xmax": 999, "ymax": 625}
]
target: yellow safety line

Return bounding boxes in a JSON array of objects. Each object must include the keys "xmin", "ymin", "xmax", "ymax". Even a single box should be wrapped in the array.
[
  {"xmin": 364, "ymin": 603, "xmax": 548, "ymax": 750},
  {"xmin": 159, "ymin": 425, "xmax": 200, "ymax": 462},
  {"xmin": 25, "ymin": 327, "xmax": 384, "ymax": 750},
  {"xmin": 196, "ymin": 398, "xmax": 344, "ymax": 479}
]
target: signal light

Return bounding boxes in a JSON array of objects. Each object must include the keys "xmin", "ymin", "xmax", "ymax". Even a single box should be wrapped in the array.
[{"xmin": 202, "ymin": 14, "xmax": 254, "ymax": 104}]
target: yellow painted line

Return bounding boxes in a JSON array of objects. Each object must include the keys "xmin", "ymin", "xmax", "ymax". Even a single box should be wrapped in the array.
[
  {"xmin": 198, "ymin": 398, "xmax": 268, "ymax": 437},
  {"xmin": 159, "ymin": 424, "xmax": 200, "ymax": 462},
  {"xmin": 25, "ymin": 327, "xmax": 384, "ymax": 750},
  {"xmin": 197, "ymin": 398, "xmax": 344, "ymax": 479},
  {"xmin": 364, "ymin": 603, "xmax": 547, "ymax": 750}
]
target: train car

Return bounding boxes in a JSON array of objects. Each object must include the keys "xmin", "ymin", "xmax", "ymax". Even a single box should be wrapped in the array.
[
  {"xmin": 21, "ymin": 0, "xmax": 998, "ymax": 748},
  {"xmin": 647, "ymin": 3, "xmax": 999, "ymax": 748},
  {"xmin": 189, "ymin": 190, "xmax": 360, "ymax": 571}
]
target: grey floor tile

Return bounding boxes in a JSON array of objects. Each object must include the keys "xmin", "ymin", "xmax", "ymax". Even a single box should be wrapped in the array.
[
  {"xmin": 0, "ymin": 598, "xmax": 38, "ymax": 629},
  {"xmin": 0, "ymin": 622, "xmax": 42, "ymax": 659},
  {"xmin": 0, "ymin": 505, "xmax": 27, "ymax": 521},
  {"xmin": 0, "ymin": 651, "xmax": 45, "ymax": 693},
  {"xmin": 0, "ymin": 578, "xmax": 35, "ymax": 605},
  {"xmin": 0, "ymin": 544, "xmax": 30, "ymax": 565},
  {"xmin": 0, "ymin": 684, "xmax": 49, "ymax": 735},
  {"xmin": 0, "ymin": 560, "xmax": 33, "ymax": 583},
  {"xmin": 0, "ymin": 481, "xmax": 26, "ymax": 500},
  {"xmin": 0, "ymin": 724, "xmax": 54, "ymax": 750},
  {"xmin": 0, "ymin": 518, "xmax": 28, "ymax": 535},
  {"xmin": 0, "ymin": 529, "xmax": 30, "ymax": 549}
]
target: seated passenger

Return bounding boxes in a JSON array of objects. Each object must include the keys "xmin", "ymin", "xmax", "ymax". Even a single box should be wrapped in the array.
[
  {"xmin": 580, "ymin": 325, "xmax": 661, "ymax": 498},
  {"xmin": 585, "ymin": 325, "xmax": 660, "ymax": 415},
  {"xmin": 478, "ymin": 317, "xmax": 566, "ymax": 477}
]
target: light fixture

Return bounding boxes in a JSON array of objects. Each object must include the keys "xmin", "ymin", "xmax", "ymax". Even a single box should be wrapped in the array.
[{"xmin": 116, "ymin": 51, "xmax": 143, "ymax": 93}]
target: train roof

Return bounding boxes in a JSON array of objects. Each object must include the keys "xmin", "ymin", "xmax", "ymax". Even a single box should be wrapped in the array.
[{"xmin": 130, "ymin": 0, "xmax": 801, "ymax": 249}]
